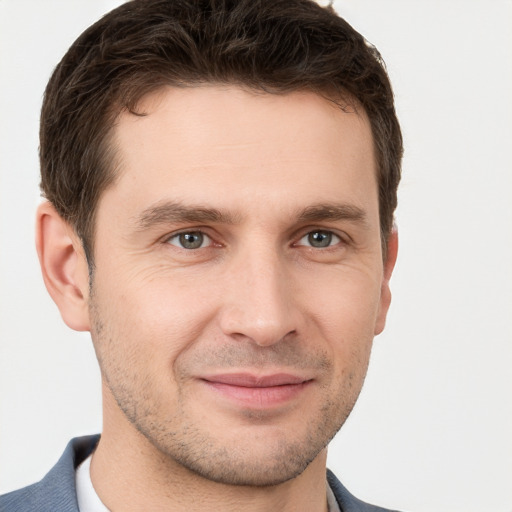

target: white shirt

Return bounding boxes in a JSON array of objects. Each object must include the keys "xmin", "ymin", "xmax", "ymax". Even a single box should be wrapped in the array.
[{"xmin": 75, "ymin": 455, "xmax": 109, "ymax": 512}]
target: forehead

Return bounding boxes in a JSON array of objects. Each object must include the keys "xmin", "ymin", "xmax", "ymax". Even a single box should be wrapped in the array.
[{"xmin": 103, "ymin": 85, "xmax": 377, "ymax": 223}]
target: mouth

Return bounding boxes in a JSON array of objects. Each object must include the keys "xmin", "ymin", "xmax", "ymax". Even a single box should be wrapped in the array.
[{"xmin": 199, "ymin": 373, "xmax": 313, "ymax": 408}]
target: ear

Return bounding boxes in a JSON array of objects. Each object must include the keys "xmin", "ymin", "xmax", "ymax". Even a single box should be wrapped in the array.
[
  {"xmin": 36, "ymin": 201, "xmax": 91, "ymax": 331},
  {"xmin": 374, "ymin": 226, "xmax": 398, "ymax": 335}
]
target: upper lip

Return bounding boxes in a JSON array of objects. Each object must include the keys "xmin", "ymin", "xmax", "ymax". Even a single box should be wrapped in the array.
[{"xmin": 201, "ymin": 373, "xmax": 310, "ymax": 387}]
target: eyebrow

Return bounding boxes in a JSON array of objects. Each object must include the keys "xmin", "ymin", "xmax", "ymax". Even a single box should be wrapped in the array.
[
  {"xmin": 134, "ymin": 201, "xmax": 368, "ymax": 231},
  {"xmin": 297, "ymin": 203, "xmax": 368, "ymax": 226},
  {"xmin": 134, "ymin": 201, "xmax": 241, "ymax": 230}
]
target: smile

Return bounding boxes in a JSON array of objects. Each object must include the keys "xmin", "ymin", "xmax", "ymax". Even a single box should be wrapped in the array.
[{"xmin": 199, "ymin": 373, "xmax": 313, "ymax": 408}]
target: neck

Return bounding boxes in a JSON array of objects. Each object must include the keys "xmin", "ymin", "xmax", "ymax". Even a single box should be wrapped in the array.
[{"xmin": 91, "ymin": 400, "xmax": 329, "ymax": 512}]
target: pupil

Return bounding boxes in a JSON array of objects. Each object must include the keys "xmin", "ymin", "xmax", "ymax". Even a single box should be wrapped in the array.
[
  {"xmin": 180, "ymin": 232, "xmax": 203, "ymax": 249},
  {"xmin": 309, "ymin": 231, "xmax": 331, "ymax": 248}
]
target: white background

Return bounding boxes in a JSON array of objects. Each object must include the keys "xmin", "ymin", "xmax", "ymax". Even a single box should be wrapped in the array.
[{"xmin": 0, "ymin": 1, "xmax": 511, "ymax": 511}]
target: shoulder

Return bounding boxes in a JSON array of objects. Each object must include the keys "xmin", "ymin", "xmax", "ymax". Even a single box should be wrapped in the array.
[
  {"xmin": 0, "ymin": 435, "xmax": 100, "ymax": 512},
  {"xmin": 327, "ymin": 469, "xmax": 403, "ymax": 512}
]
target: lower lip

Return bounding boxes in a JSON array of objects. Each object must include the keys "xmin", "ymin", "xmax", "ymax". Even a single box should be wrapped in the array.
[{"xmin": 202, "ymin": 380, "xmax": 311, "ymax": 408}]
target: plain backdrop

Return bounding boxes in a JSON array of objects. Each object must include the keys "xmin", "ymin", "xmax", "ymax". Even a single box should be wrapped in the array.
[{"xmin": 1, "ymin": 1, "xmax": 511, "ymax": 511}]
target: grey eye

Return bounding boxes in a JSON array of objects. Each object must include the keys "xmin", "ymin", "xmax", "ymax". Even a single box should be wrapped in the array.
[
  {"xmin": 168, "ymin": 231, "xmax": 208, "ymax": 249},
  {"xmin": 298, "ymin": 230, "xmax": 340, "ymax": 248}
]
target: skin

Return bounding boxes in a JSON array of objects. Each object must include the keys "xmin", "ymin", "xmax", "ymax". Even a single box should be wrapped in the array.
[{"xmin": 37, "ymin": 86, "xmax": 397, "ymax": 511}]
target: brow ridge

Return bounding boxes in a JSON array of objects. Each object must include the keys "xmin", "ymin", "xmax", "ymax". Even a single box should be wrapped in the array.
[
  {"xmin": 135, "ymin": 201, "xmax": 241, "ymax": 230},
  {"xmin": 134, "ymin": 200, "xmax": 368, "ymax": 231},
  {"xmin": 297, "ymin": 203, "xmax": 368, "ymax": 225}
]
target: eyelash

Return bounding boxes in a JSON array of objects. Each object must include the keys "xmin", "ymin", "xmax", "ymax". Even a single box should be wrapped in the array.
[
  {"xmin": 166, "ymin": 230, "xmax": 214, "ymax": 250},
  {"xmin": 165, "ymin": 228, "xmax": 345, "ymax": 251},
  {"xmin": 295, "ymin": 230, "xmax": 342, "ymax": 249}
]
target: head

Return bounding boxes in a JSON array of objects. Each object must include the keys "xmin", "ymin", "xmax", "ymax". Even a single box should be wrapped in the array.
[
  {"xmin": 40, "ymin": 0, "xmax": 402, "ymax": 266},
  {"xmin": 37, "ymin": 0, "xmax": 402, "ymax": 488}
]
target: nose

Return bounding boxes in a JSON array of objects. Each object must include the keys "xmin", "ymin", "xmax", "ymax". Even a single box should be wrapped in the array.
[{"xmin": 218, "ymin": 247, "xmax": 300, "ymax": 347}]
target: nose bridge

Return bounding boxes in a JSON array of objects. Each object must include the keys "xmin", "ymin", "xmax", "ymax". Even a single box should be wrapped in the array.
[{"xmin": 220, "ymin": 239, "xmax": 297, "ymax": 346}]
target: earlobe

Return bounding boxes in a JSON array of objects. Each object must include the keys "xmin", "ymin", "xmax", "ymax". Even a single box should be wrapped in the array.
[
  {"xmin": 374, "ymin": 227, "xmax": 398, "ymax": 335},
  {"xmin": 36, "ymin": 201, "xmax": 91, "ymax": 331}
]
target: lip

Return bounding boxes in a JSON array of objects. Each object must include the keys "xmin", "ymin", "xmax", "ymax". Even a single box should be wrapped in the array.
[{"xmin": 199, "ymin": 373, "xmax": 313, "ymax": 408}]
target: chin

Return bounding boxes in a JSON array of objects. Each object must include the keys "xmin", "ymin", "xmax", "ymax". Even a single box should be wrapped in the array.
[
  {"xmin": 175, "ymin": 448, "xmax": 318, "ymax": 488},
  {"xmin": 139, "ymin": 415, "xmax": 340, "ymax": 488}
]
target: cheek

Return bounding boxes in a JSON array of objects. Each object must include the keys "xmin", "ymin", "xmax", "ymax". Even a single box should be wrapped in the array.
[
  {"xmin": 90, "ymin": 268, "xmax": 220, "ymax": 372},
  {"xmin": 306, "ymin": 267, "xmax": 382, "ymax": 333},
  {"xmin": 304, "ymin": 270, "xmax": 381, "ymax": 374}
]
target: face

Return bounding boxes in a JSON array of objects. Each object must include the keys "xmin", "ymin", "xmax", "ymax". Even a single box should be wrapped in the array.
[{"xmin": 87, "ymin": 86, "xmax": 392, "ymax": 486}]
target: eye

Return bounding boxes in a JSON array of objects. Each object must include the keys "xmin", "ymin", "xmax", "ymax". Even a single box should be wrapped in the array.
[
  {"xmin": 297, "ymin": 230, "xmax": 341, "ymax": 248},
  {"xmin": 167, "ymin": 231, "xmax": 211, "ymax": 250}
]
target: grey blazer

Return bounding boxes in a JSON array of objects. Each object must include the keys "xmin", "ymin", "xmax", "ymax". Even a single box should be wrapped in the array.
[{"xmin": 0, "ymin": 435, "xmax": 400, "ymax": 512}]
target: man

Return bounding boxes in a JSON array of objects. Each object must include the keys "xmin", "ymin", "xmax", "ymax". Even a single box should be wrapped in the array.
[{"xmin": 0, "ymin": 0, "xmax": 402, "ymax": 510}]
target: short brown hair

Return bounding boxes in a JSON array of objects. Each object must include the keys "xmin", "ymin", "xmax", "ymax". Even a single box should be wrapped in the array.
[{"xmin": 40, "ymin": 0, "xmax": 402, "ymax": 263}]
